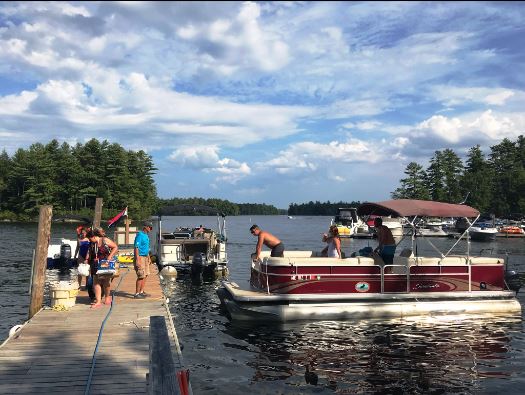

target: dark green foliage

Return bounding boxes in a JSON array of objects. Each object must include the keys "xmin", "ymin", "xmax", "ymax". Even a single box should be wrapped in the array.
[
  {"xmin": 391, "ymin": 135, "xmax": 525, "ymax": 217},
  {"xmin": 391, "ymin": 162, "xmax": 430, "ymax": 200},
  {"xmin": 157, "ymin": 197, "xmax": 280, "ymax": 215},
  {"xmin": 0, "ymin": 138, "xmax": 157, "ymax": 221},
  {"xmin": 288, "ymin": 200, "xmax": 361, "ymax": 216}
]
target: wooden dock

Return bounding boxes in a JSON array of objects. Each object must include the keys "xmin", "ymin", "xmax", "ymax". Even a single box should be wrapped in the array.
[{"xmin": 0, "ymin": 265, "xmax": 184, "ymax": 394}]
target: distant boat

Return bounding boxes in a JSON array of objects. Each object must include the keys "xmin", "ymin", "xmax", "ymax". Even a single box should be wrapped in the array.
[
  {"xmin": 331, "ymin": 207, "xmax": 367, "ymax": 238},
  {"xmin": 469, "ymin": 226, "xmax": 498, "ymax": 241},
  {"xmin": 287, "ymin": 215, "xmax": 294, "ymax": 219}
]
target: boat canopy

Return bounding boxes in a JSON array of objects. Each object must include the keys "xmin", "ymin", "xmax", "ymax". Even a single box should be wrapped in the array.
[{"xmin": 357, "ymin": 199, "xmax": 479, "ymax": 218}]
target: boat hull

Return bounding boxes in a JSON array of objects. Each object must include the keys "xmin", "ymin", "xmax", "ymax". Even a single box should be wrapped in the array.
[
  {"xmin": 470, "ymin": 231, "xmax": 497, "ymax": 241},
  {"xmin": 218, "ymin": 282, "xmax": 521, "ymax": 322}
]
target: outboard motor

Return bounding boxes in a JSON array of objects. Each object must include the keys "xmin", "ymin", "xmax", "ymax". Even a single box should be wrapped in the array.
[
  {"xmin": 57, "ymin": 244, "xmax": 72, "ymax": 274},
  {"xmin": 191, "ymin": 252, "xmax": 207, "ymax": 282},
  {"xmin": 505, "ymin": 270, "xmax": 522, "ymax": 294}
]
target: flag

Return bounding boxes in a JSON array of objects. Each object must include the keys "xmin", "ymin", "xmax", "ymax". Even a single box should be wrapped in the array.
[{"xmin": 107, "ymin": 207, "xmax": 128, "ymax": 227}]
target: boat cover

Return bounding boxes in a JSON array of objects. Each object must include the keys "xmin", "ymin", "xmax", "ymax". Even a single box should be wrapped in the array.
[{"xmin": 357, "ymin": 199, "xmax": 479, "ymax": 218}]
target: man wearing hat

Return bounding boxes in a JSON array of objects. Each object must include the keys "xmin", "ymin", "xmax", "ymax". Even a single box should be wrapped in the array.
[{"xmin": 133, "ymin": 221, "xmax": 153, "ymax": 298}]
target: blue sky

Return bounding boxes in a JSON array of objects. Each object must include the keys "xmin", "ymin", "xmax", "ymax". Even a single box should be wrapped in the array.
[{"xmin": 1, "ymin": 2, "xmax": 524, "ymax": 209}]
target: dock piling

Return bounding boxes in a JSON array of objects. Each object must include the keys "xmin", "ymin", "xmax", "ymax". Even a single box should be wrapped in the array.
[{"xmin": 28, "ymin": 205, "xmax": 52, "ymax": 320}]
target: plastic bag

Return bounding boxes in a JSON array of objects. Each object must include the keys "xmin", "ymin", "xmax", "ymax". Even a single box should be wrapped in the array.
[{"xmin": 78, "ymin": 262, "xmax": 90, "ymax": 277}]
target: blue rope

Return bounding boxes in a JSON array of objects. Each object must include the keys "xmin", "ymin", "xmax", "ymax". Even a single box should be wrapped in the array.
[{"xmin": 84, "ymin": 270, "xmax": 129, "ymax": 395}]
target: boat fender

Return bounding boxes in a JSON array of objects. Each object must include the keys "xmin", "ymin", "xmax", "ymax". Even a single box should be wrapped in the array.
[{"xmin": 9, "ymin": 324, "xmax": 23, "ymax": 337}]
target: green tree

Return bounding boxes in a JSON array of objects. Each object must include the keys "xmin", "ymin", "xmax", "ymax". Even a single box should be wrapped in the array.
[
  {"xmin": 426, "ymin": 151, "xmax": 446, "ymax": 202},
  {"xmin": 391, "ymin": 162, "xmax": 430, "ymax": 200},
  {"xmin": 461, "ymin": 145, "xmax": 493, "ymax": 212},
  {"xmin": 441, "ymin": 149, "xmax": 464, "ymax": 203}
]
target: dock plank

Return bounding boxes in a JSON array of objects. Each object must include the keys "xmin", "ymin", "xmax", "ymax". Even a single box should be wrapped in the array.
[{"xmin": 0, "ymin": 266, "xmax": 184, "ymax": 394}]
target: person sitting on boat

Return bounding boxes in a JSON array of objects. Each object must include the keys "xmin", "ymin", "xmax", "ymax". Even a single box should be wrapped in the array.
[
  {"xmin": 321, "ymin": 225, "xmax": 342, "ymax": 258},
  {"xmin": 373, "ymin": 217, "xmax": 396, "ymax": 265},
  {"xmin": 86, "ymin": 229, "xmax": 118, "ymax": 309},
  {"xmin": 250, "ymin": 224, "xmax": 285, "ymax": 260},
  {"xmin": 195, "ymin": 224, "xmax": 205, "ymax": 238}
]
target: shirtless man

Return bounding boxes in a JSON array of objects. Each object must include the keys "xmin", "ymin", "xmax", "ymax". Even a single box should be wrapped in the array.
[
  {"xmin": 373, "ymin": 217, "xmax": 396, "ymax": 265},
  {"xmin": 250, "ymin": 224, "xmax": 285, "ymax": 260}
]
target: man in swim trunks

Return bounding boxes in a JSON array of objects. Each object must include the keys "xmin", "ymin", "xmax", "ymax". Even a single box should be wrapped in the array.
[
  {"xmin": 250, "ymin": 224, "xmax": 285, "ymax": 260},
  {"xmin": 373, "ymin": 217, "xmax": 396, "ymax": 265}
]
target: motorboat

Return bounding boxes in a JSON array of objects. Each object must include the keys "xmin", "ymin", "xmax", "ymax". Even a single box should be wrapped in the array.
[
  {"xmin": 499, "ymin": 226, "xmax": 524, "ymax": 235},
  {"xmin": 217, "ymin": 199, "xmax": 521, "ymax": 322},
  {"xmin": 156, "ymin": 210, "xmax": 228, "ymax": 280},
  {"xmin": 380, "ymin": 216, "xmax": 404, "ymax": 237},
  {"xmin": 47, "ymin": 238, "xmax": 78, "ymax": 272},
  {"xmin": 415, "ymin": 225, "xmax": 449, "ymax": 237},
  {"xmin": 469, "ymin": 225, "xmax": 498, "ymax": 241},
  {"xmin": 331, "ymin": 207, "xmax": 367, "ymax": 238}
]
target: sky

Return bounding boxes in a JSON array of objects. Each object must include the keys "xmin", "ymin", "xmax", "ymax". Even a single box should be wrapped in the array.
[{"xmin": 1, "ymin": 1, "xmax": 524, "ymax": 209}]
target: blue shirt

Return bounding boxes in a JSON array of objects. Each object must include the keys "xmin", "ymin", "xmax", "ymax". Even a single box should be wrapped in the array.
[{"xmin": 134, "ymin": 231, "xmax": 150, "ymax": 256}]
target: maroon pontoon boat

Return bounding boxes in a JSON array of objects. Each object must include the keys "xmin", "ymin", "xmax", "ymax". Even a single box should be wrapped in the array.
[{"xmin": 218, "ymin": 200, "xmax": 521, "ymax": 321}]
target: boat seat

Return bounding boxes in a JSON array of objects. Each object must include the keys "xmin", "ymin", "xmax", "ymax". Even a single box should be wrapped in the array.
[
  {"xmin": 263, "ymin": 256, "xmax": 375, "ymax": 266},
  {"xmin": 356, "ymin": 257, "xmax": 377, "ymax": 265},
  {"xmin": 411, "ymin": 256, "xmax": 468, "ymax": 266},
  {"xmin": 439, "ymin": 257, "xmax": 468, "ymax": 265},
  {"xmin": 260, "ymin": 250, "xmax": 314, "ymax": 258},
  {"xmin": 469, "ymin": 257, "xmax": 504, "ymax": 265},
  {"xmin": 413, "ymin": 257, "xmax": 442, "ymax": 266},
  {"xmin": 393, "ymin": 256, "xmax": 416, "ymax": 266}
]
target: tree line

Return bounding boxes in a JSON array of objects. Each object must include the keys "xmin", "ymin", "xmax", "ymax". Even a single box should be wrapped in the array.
[
  {"xmin": 0, "ymin": 139, "xmax": 157, "ymax": 221},
  {"xmin": 157, "ymin": 197, "xmax": 280, "ymax": 216},
  {"xmin": 392, "ymin": 136, "xmax": 525, "ymax": 217}
]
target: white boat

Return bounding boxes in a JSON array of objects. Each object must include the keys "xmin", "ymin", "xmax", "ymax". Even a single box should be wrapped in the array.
[
  {"xmin": 331, "ymin": 207, "xmax": 368, "ymax": 238},
  {"xmin": 47, "ymin": 238, "xmax": 78, "ymax": 271},
  {"xmin": 381, "ymin": 216, "xmax": 404, "ymax": 237},
  {"xmin": 217, "ymin": 199, "xmax": 522, "ymax": 322},
  {"xmin": 415, "ymin": 225, "xmax": 449, "ymax": 237},
  {"xmin": 157, "ymin": 209, "xmax": 228, "ymax": 280},
  {"xmin": 469, "ymin": 226, "xmax": 498, "ymax": 241}
]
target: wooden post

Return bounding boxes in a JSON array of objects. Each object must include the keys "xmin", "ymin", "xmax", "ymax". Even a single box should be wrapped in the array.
[
  {"xmin": 125, "ymin": 218, "xmax": 131, "ymax": 245},
  {"xmin": 28, "ymin": 205, "xmax": 52, "ymax": 319},
  {"xmin": 93, "ymin": 197, "xmax": 103, "ymax": 228}
]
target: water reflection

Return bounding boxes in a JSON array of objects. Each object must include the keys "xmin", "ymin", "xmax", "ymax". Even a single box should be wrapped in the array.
[{"xmin": 221, "ymin": 314, "xmax": 522, "ymax": 393}]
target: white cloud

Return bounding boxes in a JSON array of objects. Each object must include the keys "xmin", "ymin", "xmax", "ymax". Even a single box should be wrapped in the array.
[
  {"xmin": 262, "ymin": 139, "xmax": 380, "ymax": 175},
  {"xmin": 432, "ymin": 86, "xmax": 517, "ymax": 106},
  {"xmin": 169, "ymin": 145, "xmax": 251, "ymax": 183},
  {"xmin": 175, "ymin": 1, "xmax": 290, "ymax": 73},
  {"xmin": 416, "ymin": 115, "xmax": 463, "ymax": 143},
  {"xmin": 342, "ymin": 121, "xmax": 382, "ymax": 131}
]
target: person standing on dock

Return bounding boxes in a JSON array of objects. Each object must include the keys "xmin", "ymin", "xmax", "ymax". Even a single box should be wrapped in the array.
[
  {"xmin": 373, "ymin": 217, "xmax": 396, "ymax": 265},
  {"xmin": 250, "ymin": 224, "xmax": 285, "ymax": 260},
  {"xmin": 134, "ymin": 221, "xmax": 153, "ymax": 298},
  {"xmin": 86, "ymin": 229, "xmax": 119, "ymax": 308}
]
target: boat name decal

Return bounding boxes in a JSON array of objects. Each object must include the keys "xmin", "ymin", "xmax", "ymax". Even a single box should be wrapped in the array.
[{"xmin": 415, "ymin": 283, "xmax": 440, "ymax": 289}]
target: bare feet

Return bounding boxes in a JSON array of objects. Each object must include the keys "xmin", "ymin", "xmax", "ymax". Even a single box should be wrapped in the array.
[
  {"xmin": 90, "ymin": 303, "xmax": 102, "ymax": 309},
  {"xmin": 104, "ymin": 297, "xmax": 112, "ymax": 305}
]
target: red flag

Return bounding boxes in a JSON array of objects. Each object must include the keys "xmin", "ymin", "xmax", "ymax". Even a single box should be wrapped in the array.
[{"xmin": 107, "ymin": 207, "xmax": 128, "ymax": 227}]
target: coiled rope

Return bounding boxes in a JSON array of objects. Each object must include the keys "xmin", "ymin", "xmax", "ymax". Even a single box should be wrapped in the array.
[{"xmin": 84, "ymin": 269, "xmax": 129, "ymax": 395}]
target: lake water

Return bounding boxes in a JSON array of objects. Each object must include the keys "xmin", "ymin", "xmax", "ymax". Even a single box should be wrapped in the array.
[{"xmin": 2, "ymin": 216, "xmax": 525, "ymax": 394}]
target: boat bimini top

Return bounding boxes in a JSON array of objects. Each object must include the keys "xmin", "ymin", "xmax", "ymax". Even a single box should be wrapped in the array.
[{"xmin": 357, "ymin": 199, "xmax": 481, "ymax": 259}]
